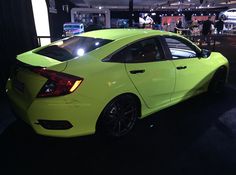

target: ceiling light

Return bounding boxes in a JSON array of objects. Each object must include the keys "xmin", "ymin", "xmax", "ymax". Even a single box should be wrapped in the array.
[{"xmin": 77, "ymin": 48, "xmax": 85, "ymax": 56}]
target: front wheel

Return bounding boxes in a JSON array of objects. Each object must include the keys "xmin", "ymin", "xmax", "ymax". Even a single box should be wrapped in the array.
[
  {"xmin": 96, "ymin": 95, "xmax": 139, "ymax": 137},
  {"xmin": 221, "ymin": 14, "xmax": 227, "ymax": 20},
  {"xmin": 208, "ymin": 67, "xmax": 227, "ymax": 95}
]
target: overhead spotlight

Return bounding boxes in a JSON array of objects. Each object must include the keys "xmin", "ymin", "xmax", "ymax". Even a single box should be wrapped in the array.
[{"xmin": 98, "ymin": 6, "xmax": 102, "ymax": 9}]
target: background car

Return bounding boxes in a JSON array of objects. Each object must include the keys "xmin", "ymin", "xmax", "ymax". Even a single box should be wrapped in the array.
[
  {"xmin": 6, "ymin": 29, "xmax": 229, "ymax": 138},
  {"xmin": 219, "ymin": 8, "xmax": 236, "ymax": 20},
  {"xmin": 63, "ymin": 22, "xmax": 84, "ymax": 37}
]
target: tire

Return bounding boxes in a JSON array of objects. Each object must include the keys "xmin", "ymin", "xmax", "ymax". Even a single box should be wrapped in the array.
[
  {"xmin": 208, "ymin": 67, "xmax": 227, "ymax": 95},
  {"xmin": 96, "ymin": 94, "xmax": 139, "ymax": 137},
  {"xmin": 221, "ymin": 14, "xmax": 227, "ymax": 20}
]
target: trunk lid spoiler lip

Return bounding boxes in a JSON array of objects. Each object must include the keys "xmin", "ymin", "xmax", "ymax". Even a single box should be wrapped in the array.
[{"xmin": 16, "ymin": 52, "xmax": 68, "ymax": 72}]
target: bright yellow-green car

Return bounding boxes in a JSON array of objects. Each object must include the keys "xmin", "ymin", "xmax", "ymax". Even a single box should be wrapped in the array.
[{"xmin": 6, "ymin": 29, "xmax": 228, "ymax": 137}]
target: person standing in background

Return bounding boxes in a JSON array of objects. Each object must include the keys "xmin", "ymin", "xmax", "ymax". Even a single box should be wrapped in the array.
[
  {"xmin": 175, "ymin": 18, "xmax": 183, "ymax": 33},
  {"xmin": 202, "ymin": 16, "xmax": 213, "ymax": 44},
  {"xmin": 202, "ymin": 16, "xmax": 213, "ymax": 35},
  {"xmin": 176, "ymin": 18, "xmax": 183, "ymax": 28},
  {"xmin": 215, "ymin": 18, "xmax": 224, "ymax": 34}
]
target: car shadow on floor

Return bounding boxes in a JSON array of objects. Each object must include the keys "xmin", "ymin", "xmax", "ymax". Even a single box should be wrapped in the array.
[{"xmin": 1, "ymin": 87, "xmax": 236, "ymax": 175}]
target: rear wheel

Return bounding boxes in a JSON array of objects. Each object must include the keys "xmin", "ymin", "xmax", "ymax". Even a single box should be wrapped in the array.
[
  {"xmin": 208, "ymin": 67, "xmax": 227, "ymax": 95},
  {"xmin": 96, "ymin": 94, "xmax": 139, "ymax": 137}
]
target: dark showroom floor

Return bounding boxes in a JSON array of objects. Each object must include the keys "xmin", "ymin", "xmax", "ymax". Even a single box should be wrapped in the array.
[{"xmin": 1, "ymin": 36, "xmax": 236, "ymax": 175}]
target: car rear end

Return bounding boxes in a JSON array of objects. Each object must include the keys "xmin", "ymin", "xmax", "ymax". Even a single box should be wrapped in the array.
[
  {"xmin": 6, "ymin": 58, "xmax": 88, "ymax": 137},
  {"xmin": 6, "ymin": 35, "xmax": 113, "ymax": 137}
]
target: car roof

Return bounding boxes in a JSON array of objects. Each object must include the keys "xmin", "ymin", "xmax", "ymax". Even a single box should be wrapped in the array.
[
  {"xmin": 79, "ymin": 29, "xmax": 175, "ymax": 40},
  {"xmin": 64, "ymin": 23, "xmax": 83, "ymax": 25},
  {"xmin": 227, "ymin": 8, "xmax": 236, "ymax": 11}
]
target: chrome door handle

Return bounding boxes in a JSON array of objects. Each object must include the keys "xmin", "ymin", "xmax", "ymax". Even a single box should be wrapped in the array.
[{"xmin": 130, "ymin": 70, "xmax": 145, "ymax": 74}]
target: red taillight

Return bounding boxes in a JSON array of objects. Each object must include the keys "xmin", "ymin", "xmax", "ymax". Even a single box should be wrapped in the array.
[{"xmin": 32, "ymin": 68, "xmax": 83, "ymax": 97}]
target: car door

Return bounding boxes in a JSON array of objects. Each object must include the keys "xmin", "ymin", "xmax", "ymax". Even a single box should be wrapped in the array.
[
  {"xmin": 163, "ymin": 36, "xmax": 211, "ymax": 102},
  {"xmin": 111, "ymin": 37, "xmax": 176, "ymax": 109}
]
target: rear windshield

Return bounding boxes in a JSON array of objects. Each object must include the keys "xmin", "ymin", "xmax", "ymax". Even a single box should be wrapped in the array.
[
  {"xmin": 64, "ymin": 25, "xmax": 80, "ymax": 28},
  {"xmin": 35, "ymin": 36, "xmax": 112, "ymax": 61}
]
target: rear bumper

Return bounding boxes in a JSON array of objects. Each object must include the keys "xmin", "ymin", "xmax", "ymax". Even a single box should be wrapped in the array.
[{"xmin": 6, "ymin": 83, "xmax": 104, "ymax": 138}]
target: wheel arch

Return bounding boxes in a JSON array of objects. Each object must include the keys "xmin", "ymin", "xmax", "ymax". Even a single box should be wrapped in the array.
[
  {"xmin": 216, "ymin": 65, "xmax": 228, "ymax": 75},
  {"xmin": 95, "ymin": 92, "xmax": 142, "ymax": 132},
  {"xmin": 211, "ymin": 65, "xmax": 228, "ymax": 82},
  {"xmin": 100, "ymin": 92, "xmax": 142, "ymax": 118},
  {"xmin": 208, "ymin": 65, "xmax": 228, "ymax": 93}
]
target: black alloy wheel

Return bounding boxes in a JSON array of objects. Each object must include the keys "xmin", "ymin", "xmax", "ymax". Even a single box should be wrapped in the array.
[{"xmin": 97, "ymin": 95, "xmax": 139, "ymax": 137}]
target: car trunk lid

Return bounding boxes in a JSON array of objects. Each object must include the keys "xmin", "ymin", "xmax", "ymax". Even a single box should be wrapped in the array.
[
  {"xmin": 17, "ymin": 51, "xmax": 64, "ymax": 68},
  {"xmin": 7, "ymin": 52, "xmax": 67, "ymax": 110}
]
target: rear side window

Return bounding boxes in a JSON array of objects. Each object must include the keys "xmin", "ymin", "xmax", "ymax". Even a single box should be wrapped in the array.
[
  {"xmin": 165, "ymin": 37, "xmax": 197, "ymax": 59},
  {"xmin": 110, "ymin": 38, "xmax": 163, "ymax": 63},
  {"xmin": 35, "ymin": 36, "xmax": 112, "ymax": 61}
]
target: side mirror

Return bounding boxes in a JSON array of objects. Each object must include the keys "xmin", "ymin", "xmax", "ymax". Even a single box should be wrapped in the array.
[{"xmin": 200, "ymin": 49, "xmax": 211, "ymax": 58}]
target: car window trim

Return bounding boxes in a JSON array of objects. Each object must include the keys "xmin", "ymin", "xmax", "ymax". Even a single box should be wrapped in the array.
[{"xmin": 102, "ymin": 36, "xmax": 168, "ymax": 63}]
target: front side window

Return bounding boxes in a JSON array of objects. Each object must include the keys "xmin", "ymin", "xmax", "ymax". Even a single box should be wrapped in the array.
[
  {"xmin": 35, "ymin": 36, "xmax": 112, "ymax": 61},
  {"xmin": 165, "ymin": 37, "xmax": 197, "ymax": 59},
  {"xmin": 111, "ymin": 38, "xmax": 162, "ymax": 63}
]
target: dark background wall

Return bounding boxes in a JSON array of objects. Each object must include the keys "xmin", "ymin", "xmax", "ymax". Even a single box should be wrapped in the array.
[
  {"xmin": 0, "ymin": 0, "xmax": 76, "ymax": 95},
  {"xmin": 46, "ymin": 0, "xmax": 75, "ymax": 41},
  {"xmin": 0, "ymin": 0, "xmax": 38, "ymax": 96}
]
